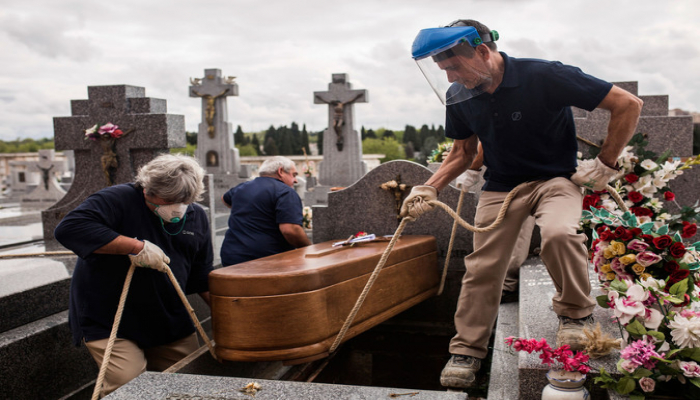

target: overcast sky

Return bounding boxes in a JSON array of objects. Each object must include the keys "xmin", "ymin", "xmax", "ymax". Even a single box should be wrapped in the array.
[{"xmin": 1, "ymin": 0, "xmax": 698, "ymax": 141}]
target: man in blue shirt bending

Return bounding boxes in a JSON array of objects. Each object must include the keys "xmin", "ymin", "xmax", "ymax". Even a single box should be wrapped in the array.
[{"xmin": 220, "ymin": 156, "xmax": 310, "ymax": 266}]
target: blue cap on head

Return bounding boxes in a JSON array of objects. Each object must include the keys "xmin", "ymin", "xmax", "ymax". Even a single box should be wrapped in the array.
[{"xmin": 411, "ymin": 26, "xmax": 483, "ymax": 60}]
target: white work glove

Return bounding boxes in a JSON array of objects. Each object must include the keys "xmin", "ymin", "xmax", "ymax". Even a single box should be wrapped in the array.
[
  {"xmin": 571, "ymin": 157, "xmax": 618, "ymax": 191},
  {"xmin": 399, "ymin": 185, "xmax": 438, "ymax": 221},
  {"xmin": 128, "ymin": 240, "xmax": 170, "ymax": 273},
  {"xmin": 457, "ymin": 169, "xmax": 482, "ymax": 192}
]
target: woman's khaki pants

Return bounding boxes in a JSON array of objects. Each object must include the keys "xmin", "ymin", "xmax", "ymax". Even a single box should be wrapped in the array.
[{"xmin": 85, "ymin": 333, "xmax": 199, "ymax": 397}]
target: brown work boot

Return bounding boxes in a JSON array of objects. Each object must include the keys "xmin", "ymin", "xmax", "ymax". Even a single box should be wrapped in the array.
[
  {"xmin": 555, "ymin": 315, "xmax": 594, "ymax": 351},
  {"xmin": 439, "ymin": 354, "xmax": 481, "ymax": 388}
]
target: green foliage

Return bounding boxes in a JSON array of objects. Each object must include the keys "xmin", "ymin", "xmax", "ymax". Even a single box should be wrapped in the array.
[
  {"xmin": 0, "ymin": 138, "xmax": 54, "ymax": 153},
  {"xmin": 236, "ymin": 144, "xmax": 258, "ymax": 156},
  {"xmin": 185, "ymin": 131, "xmax": 198, "ymax": 146},
  {"xmin": 362, "ymin": 138, "xmax": 406, "ymax": 163},
  {"xmin": 170, "ymin": 143, "xmax": 196, "ymax": 157},
  {"xmin": 693, "ymin": 124, "xmax": 700, "ymax": 155}
]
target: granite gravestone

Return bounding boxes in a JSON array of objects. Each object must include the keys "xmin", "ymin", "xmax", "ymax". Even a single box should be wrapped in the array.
[
  {"xmin": 189, "ymin": 69, "xmax": 251, "ymax": 213},
  {"xmin": 313, "ymin": 73, "xmax": 368, "ymax": 188},
  {"xmin": 20, "ymin": 149, "xmax": 67, "ymax": 210},
  {"xmin": 43, "ymin": 85, "xmax": 186, "ymax": 243}
]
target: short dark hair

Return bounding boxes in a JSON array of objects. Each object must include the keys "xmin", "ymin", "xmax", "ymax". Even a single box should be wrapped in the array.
[{"xmin": 446, "ymin": 19, "xmax": 498, "ymax": 51}]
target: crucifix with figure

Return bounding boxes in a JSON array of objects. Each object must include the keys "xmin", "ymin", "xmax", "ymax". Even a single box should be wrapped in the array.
[
  {"xmin": 314, "ymin": 74, "xmax": 367, "ymax": 152},
  {"xmin": 44, "ymin": 84, "xmax": 185, "ymax": 242}
]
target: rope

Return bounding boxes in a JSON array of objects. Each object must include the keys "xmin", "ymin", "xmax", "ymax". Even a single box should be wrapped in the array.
[
  {"xmin": 329, "ymin": 181, "xmax": 628, "ymax": 354},
  {"xmin": 0, "ymin": 251, "xmax": 73, "ymax": 259},
  {"xmin": 91, "ymin": 264, "xmax": 136, "ymax": 400},
  {"xmin": 329, "ymin": 183, "xmax": 525, "ymax": 353},
  {"xmin": 90, "ymin": 263, "xmax": 218, "ymax": 400},
  {"xmin": 438, "ymin": 188, "xmax": 466, "ymax": 296}
]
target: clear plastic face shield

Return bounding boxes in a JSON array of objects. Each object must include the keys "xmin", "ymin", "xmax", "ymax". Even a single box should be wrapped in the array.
[{"xmin": 412, "ymin": 26, "xmax": 498, "ymax": 105}]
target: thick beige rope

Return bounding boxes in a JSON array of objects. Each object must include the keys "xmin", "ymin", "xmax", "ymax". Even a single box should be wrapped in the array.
[
  {"xmin": 330, "ymin": 181, "xmax": 627, "ymax": 354},
  {"xmin": 91, "ymin": 263, "xmax": 218, "ymax": 400},
  {"xmin": 91, "ymin": 264, "xmax": 136, "ymax": 400},
  {"xmin": 0, "ymin": 251, "xmax": 73, "ymax": 259},
  {"xmin": 329, "ymin": 183, "xmax": 524, "ymax": 353}
]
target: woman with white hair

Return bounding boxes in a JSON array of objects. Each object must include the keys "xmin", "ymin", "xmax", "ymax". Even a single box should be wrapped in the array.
[
  {"xmin": 55, "ymin": 153, "xmax": 213, "ymax": 397},
  {"xmin": 220, "ymin": 155, "xmax": 310, "ymax": 266}
]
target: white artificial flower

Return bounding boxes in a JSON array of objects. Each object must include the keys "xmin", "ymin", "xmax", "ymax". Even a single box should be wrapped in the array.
[
  {"xmin": 637, "ymin": 215, "xmax": 652, "ymax": 225},
  {"xmin": 681, "ymin": 249, "xmax": 700, "ymax": 265},
  {"xmin": 652, "ymin": 176, "xmax": 667, "ymax": 189},
  {"xmin": 640, "ymin": 159, "xmax": 659, "ymax": 170},
  {"xmin": 601, "ymin": 199, "xmax": 618, "ymax": 213},
  {"xmin": 668, "ymin": 314, "xmax": 700, "ymax": 348},
  {"xmin": 656, "ymin": 212, "xmax": 671, "ymax": 220},
  {"xmin": 648, "ymin": 198, "xmax": 662, "ymax": 211},
  {"xmin": 633, "ymin": 175, "xmax": 653, "ymax": 191},
  {"xmin": 639, "ymin": 183, "xmax": 658, "ymax": 197}
]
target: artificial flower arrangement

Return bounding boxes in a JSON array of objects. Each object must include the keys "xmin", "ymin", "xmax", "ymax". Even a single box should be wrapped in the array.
[
  {"xmin": 428, "ymin": 141, "xmax": 454, "ymax": 163},
  {"xmin": 302, "ymin": 206, "xmax": 312, "ymax": 230},
  {"xmin": 577, "ymin": 133, "xmax": 700, "ymax": 399},
  {"xmin": 83, "ymin": 122, "xmax": 126, "ymax": 141},
  {"xmin": 580, "ymin": 133, "xmax": 700, "ymax": 240},
  {"xmin": 505, "ymin": 337, "xmax": 591, "ymax": 374},
  {"xmin": 303, "ymin": 161, "xmax": 315, "ymax": 177}
]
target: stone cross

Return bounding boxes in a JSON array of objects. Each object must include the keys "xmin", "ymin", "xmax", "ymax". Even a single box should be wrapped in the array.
[
  {"xmin": 189, "ymin": 68, "xmax": 240, "ymax": 175},
  {"xmin": 21, "ymin": 150, "xmax": 67, "ymax": 210},
  {"xmin": 43, "ymin": 84, "xmax": 185, "ymax": 243},
  {"xmin": 313, "ymin": 73, "xmax": 368, "ymax": 187},
  {"xmin": 27, "ymin": 150, "xmax": 66, "ymax": 191}
]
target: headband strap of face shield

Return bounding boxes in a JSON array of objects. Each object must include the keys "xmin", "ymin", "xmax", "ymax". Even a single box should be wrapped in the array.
[{"xmin": 412, "ymin": 26, "xmax": 498, "ymax": 106}]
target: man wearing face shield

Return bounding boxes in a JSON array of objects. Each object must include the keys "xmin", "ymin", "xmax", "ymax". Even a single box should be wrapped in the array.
[
  {"xmin": 55, "ymin": 154, "xmax": 213, "ymax": 397},
  {"xmin": 401, "ymin": 19, "xmax": 643, "ymax": 388}
]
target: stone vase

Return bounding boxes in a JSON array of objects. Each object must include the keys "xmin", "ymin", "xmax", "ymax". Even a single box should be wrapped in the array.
[{"xmin": 541, "ymin": 369, "xmax": 589, "ymax": 400}]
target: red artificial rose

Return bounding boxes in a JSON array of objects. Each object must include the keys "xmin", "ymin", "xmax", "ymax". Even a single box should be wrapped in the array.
[
  {"xmin": 671, "ymin": 269, "xmax": 690, "ymax": 281},
  {"xmin": 629, "ymin": 228, "xmax": 642, "ymax": 238},
  {"xmin": 630, "ymin": 207, "xmax": 654, "ymax": 217},
  {"xmin": 582, "ymin": 194, "xmax": 600, "ymax": 210},
  {"xmin": 600, "ymin": 230, "xmax": 615, "ymax": 242},
  {"xmin": 681, "ymin": 222, "xmax": 698, "ymax": 239},
  {"xmin": 664, "ymin": 261, "xmax": 680, "ymax": 273},
  {"xmin": 624, "ymin": 174, "xmax": 639, "ymax": 184},
  {"xmin": 597, "ymin": 226, "xmax": 608, "ymax": 234},
  {"xmin": 641, "ymin": 234, "xmax": 654, "ymax": 245},
  {"xmin": 678, "ymin": 294, "xmax": 692, "ymax": 308},
  {"xmin": 653, "ymin": 235, "xmax": 673, "ymax": 249},
  {"xmin": 664, "ymin": 191, "xmax": 676, "ymax": 201},
  {"xmin": 110, "ymin": 129, "xmax": 124, "ymax": 139},
  {"xmin": 627, "ymin": 191, "xmax": 644, "ymax": 203},
  {"xmin": 614, "ymin": 226, "xmax": 633, "ymax": 241},
  {"xmin": 669, "ymin": 242, "xmax": 686, "ymax": 258}
]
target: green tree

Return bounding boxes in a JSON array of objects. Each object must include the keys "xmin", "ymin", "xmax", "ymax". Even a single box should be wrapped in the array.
[
  {"xmin": 301, "ymin": 125, "xmax": 310, "ymax": 156},
  {"xmin": 185, "ymin": 131, "xmax": 198, "ymax": 146},
  {"xmin": 365, "ymin": 129, "xmax": 377, "ymax": 139},
  {"xmin": 263, "ymin": 136, "xmax": 279, "ymax": 155},
  {"xmin": 234, "ymin": 125, "xmax": 248, "ymax": 146},
  {"xmin": 382, "ymin": 130, "xmax": 396, "ymax": 139},
  {"xmin": 362, "ymin": 138, "xmax": 406, "ymax": 162},
  {"xmin": 251, "ymin": 133, "xmax": 262, "ymax": 155},
  {"xmin": 236, "ymin": 144, "xmax": 258, "ymax": 156}
]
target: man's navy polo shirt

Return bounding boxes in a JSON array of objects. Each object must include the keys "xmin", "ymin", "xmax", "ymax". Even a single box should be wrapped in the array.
[
  {"xmin": 220, "ymin": 177, "xmax": 303, "ymax": 266},
  {"xmin": 446, "ymin": 52, "xmax": 613, "ymax": 191}
]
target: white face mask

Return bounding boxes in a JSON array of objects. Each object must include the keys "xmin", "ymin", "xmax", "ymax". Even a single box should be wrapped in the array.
[{"xmin": 153, "ymin": 203, "xmax": 188, "ymax": 223}]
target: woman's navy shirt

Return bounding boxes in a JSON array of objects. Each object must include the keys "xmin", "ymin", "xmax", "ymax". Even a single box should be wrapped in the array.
[{"xmin": 55, "ymin": 183, "xmax": 213, "ymax": 348}]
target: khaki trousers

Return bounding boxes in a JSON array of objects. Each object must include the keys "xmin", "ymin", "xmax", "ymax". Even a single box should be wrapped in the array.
[
  {"xmin": 449, "ymin": 178, "xmax": 595, "ymax": 359},
  {"xmin": 85, "ymin": 333, "xmax": 199, "ymax": 397},
  {"xmin": 503, "ymin": 216, "xmax": 536, "ymax": 292}
]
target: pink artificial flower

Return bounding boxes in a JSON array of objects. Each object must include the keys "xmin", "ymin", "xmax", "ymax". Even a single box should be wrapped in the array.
[
  {"xmin": 620, "ymin": 359, "xmax": 638, "ymax": 373},
  {"xmin": 639, "ymin": 377, "xmax": 656, "ymax": 393},
  {"xmin": 680, "ymin": 361, "xmax": 700, "ymax": 378},
  {"xmin": 627, "ymin": 239, "xmax": 650, "ymax": 252},
  {"xmin": 620, "ymin": 336, "xmax": 665, "ymax": 370},
  {"xmin": 610, "ymin": 258, "xmax": 634, "ymax": 280},
  {"xmin": 636, "ymin": 251, "xmax": 663, "ymax": 267},
  {"xmin": 98, "ymin": 123, "xmax": 119, "ymax": 136}
]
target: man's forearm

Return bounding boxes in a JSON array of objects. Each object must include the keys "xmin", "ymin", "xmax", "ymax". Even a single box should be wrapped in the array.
[
  {"xmin": 597, "ymin": 86, "xmax": 644, "ymax": 167},
  {"xmin": 425, "ymin": 136, "xmax": 478, "ymax": 191}
]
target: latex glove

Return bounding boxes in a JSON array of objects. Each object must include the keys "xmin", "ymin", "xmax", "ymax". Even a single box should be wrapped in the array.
[
  {"xmin": 129, "ymin": 240, "xmax": 170, "ymax": 273},
  {"xmin": 399, "ymin": 185, "xmax": 438, "ymax": 221},
  {"xmin": 571, "ymin": 157, "xmax": 618, "ymax": 191},
  {"xmin": 457, "ymin": 169, "xmax": 482, "ymax": 192}
]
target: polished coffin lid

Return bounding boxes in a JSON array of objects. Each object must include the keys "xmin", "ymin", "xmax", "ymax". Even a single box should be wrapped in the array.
[{"xmin": 209, "ymin": 235, "xmax": 437, "ymax": 297}]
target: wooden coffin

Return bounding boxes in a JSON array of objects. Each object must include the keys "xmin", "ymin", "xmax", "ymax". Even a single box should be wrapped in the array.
[{"xmin": 209, "ymin": 235, "xmax": 438, "ymax": 364}]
